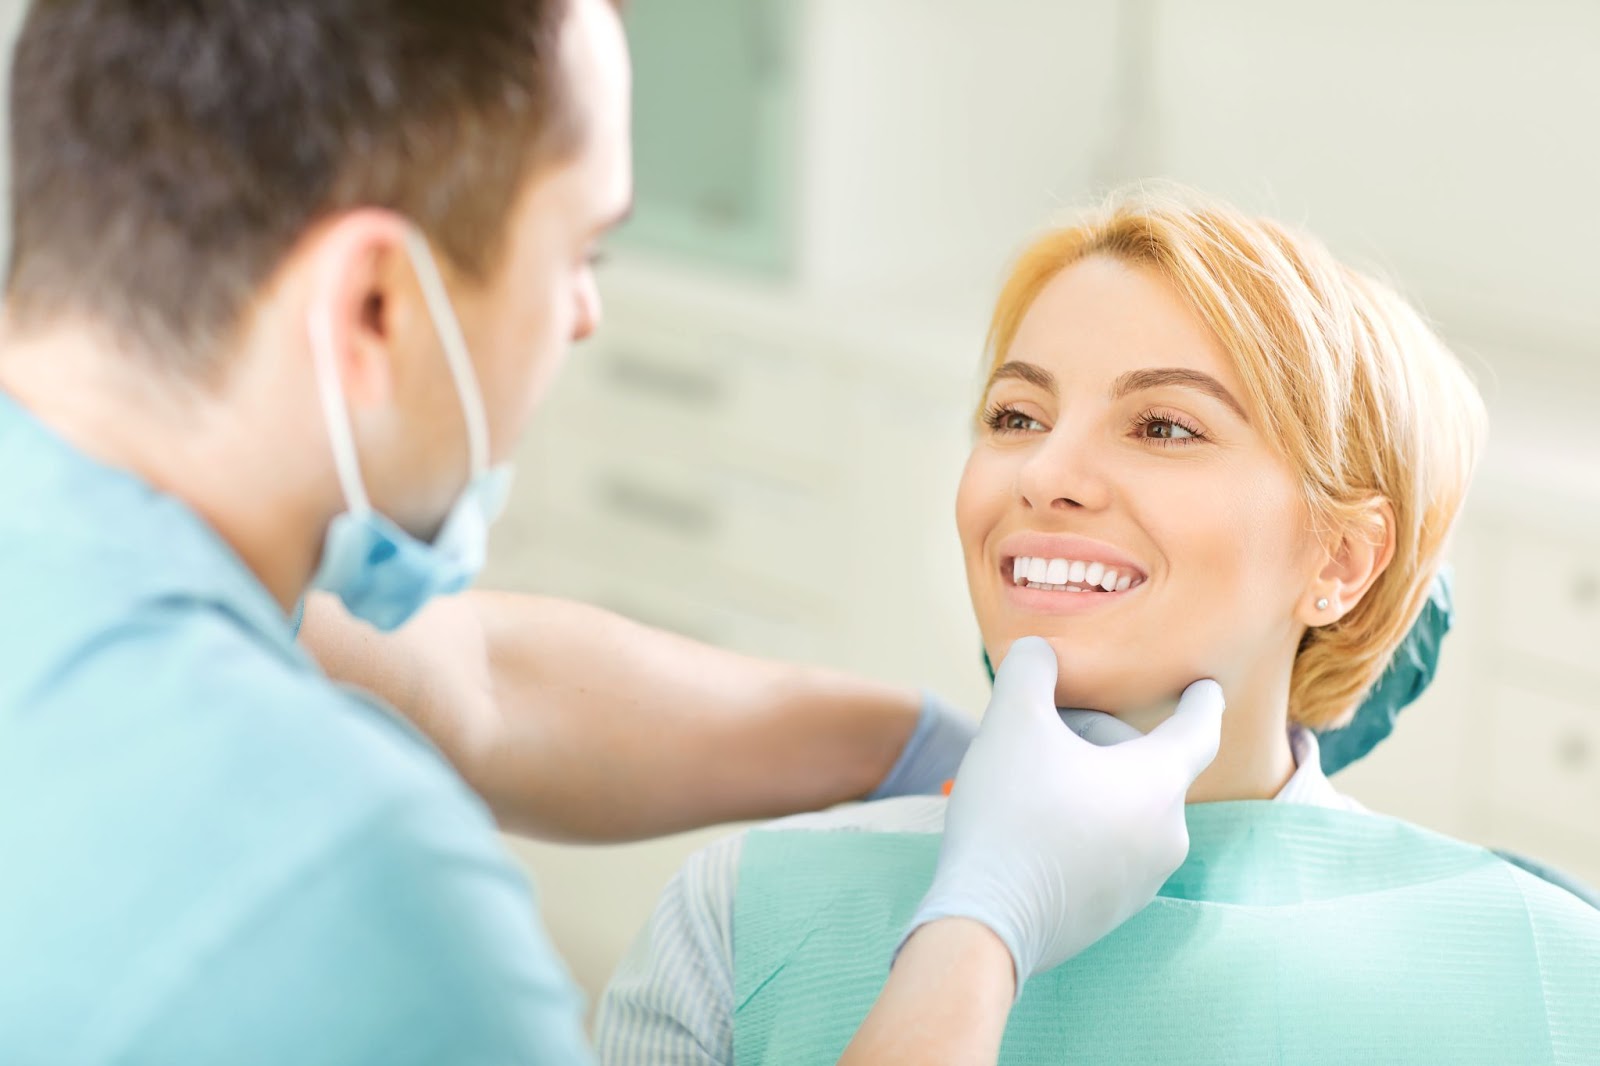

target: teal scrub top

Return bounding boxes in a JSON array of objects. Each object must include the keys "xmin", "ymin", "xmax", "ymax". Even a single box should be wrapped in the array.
[{"xmin": 0, "ymin": 389, "xmax": 594, "ymax": 1065}]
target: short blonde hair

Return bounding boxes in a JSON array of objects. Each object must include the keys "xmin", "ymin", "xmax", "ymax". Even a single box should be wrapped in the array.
[{"xmin": 983, "ymin": 191, "xmax": 1486, "ymax": 729}]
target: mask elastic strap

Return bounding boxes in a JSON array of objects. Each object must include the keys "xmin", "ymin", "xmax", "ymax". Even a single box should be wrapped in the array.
[
  {"xmin": 404, "ymin": 228, "xmax": 492, "ymax": 480},
  {"xmin": 310, "ymin": 302, "xmax": 374, "ymax": 518}
]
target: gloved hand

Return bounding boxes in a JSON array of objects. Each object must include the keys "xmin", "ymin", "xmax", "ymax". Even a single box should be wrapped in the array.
[
  {"xmin": 905, "ymin": 636, "xmax": 1226, "ymax": 991},
  {"xmin": 869, "ymin": 691, "xmax": 978, "ymax": 800},
  {"xmin": 1058, "ymin": 707, "xmax": 1144, "ymax": 746}
]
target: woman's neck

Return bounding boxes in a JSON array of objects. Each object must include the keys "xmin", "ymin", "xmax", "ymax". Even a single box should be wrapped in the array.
[{"xmin": 1118, "ymin": 671, "xmax": 1297, "ymax": 803}]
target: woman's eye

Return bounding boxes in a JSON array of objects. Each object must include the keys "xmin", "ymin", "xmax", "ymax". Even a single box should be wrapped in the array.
[
  {"xmin": 1002, "ymin": 412, "xmax": 1045, "ymax": 432},
  {"xmin": 985, "ymin": 406, "xmax": 1046, "ymax": 433},
  {"xmin": 1141, "ymin": 419, "xmax": 1196, "ymax": 440},
  {"xmin": 1134, "ymin": 411, "xmax": 1206, "ymax": 443}
]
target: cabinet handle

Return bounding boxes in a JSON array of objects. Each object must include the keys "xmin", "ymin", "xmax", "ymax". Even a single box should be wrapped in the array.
[
  {"xmin": 605, "ymin": 351, "xmax": 723, "ymax": 409},
  {"xmin": 748, "ymin": 0, "xmax": 784, "ymax": 82},
  {"xmin": 599, "ymin": 475, "xmax": 718, "ymax": 538},
  {"xmin": 1557, "ymin": 730, "xmax": 1592, "ymax": 773},
  {"xmin": 1573, "ymin": 573, "xmax": 1598, "ymax": 609}
]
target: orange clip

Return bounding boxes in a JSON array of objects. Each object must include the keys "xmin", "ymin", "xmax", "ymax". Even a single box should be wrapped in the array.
[{"xmin": 941, "ymin": 778, "xmax": 955, "ymax": 797}]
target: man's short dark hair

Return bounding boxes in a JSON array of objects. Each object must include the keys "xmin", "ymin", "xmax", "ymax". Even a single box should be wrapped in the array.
[{"xmin": 6, "ymin": 0, "xmax": 589, "ymax": 375}]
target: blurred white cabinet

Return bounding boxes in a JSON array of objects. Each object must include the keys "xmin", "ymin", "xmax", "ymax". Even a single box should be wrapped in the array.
[
  {"xmin": 1152, "ymin": 0, "xmax": 1600, "ymax": 347},
  {"xmin": 486, "ymin": 261, "xmax": 991, "ymax": 707},
  {"xmin": 618, "ymin": 0, "xmax": 1127, "ymax": 296},
  {"xmin": 1338, "ymin": 382, "xmax": 1600, "ymax": 887}
]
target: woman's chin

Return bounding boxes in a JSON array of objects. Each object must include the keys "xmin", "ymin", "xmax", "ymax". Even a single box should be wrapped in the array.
[{"xmin": 1052, "ymin": 679, "xmax": 1180, "ymax": 728}]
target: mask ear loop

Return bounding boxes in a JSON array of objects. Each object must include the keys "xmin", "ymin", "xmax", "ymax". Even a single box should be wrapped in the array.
[
  {"xmin": 403, "ymin": 227, "xmax": 492, "ymax": 481},
  {"xmin": 310, "ymin": 300, "xmax": 374, "ymax": 519}
]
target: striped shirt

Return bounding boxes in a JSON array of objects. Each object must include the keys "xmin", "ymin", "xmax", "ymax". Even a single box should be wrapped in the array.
[{"xmin": 594, "ymin": 728, "xmax": 1361, "ymax": 1065}]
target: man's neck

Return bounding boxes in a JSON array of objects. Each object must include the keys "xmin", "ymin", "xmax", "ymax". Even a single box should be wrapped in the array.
[{"xmin": 0, "ymin": 322, "xmax": 328, "ymax": 613}]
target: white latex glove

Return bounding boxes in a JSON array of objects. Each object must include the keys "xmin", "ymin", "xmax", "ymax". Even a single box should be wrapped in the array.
[{"xmin": 906, "ymin": 636, "xmax": 1225, "ymax": 990}]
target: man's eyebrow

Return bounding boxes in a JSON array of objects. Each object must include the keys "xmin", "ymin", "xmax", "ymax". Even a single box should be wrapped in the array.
[
  {"xmin": 1111, "ymin": 367, "xmax": 1248, "ymax": 421},
  {"xmin": 984, "ymin": 361, "xmax": 1056, "ymax": 394}
]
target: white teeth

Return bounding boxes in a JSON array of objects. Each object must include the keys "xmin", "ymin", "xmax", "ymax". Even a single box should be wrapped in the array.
[{"xmin": 1012, "ymin": 556, "xmax": 1145, "ymax": 592}]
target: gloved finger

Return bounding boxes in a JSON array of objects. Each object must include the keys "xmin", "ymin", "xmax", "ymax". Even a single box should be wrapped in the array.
[
  {"xmin": 987, "ymin": 636, "xmax": 1063, "ymax": 728},
  {"xmin": 1131, "ymin": 678, "xmax": 1226, "ymax": 783},
  {"xmin": 1058, "ymin": 708, "xmax": 1143, "ymax": 747}
]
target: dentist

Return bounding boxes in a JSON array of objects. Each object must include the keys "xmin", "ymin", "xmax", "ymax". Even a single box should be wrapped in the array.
[{"xmin": 0, "ymin": 1, "xmax": 1226, "ymax": 1063}]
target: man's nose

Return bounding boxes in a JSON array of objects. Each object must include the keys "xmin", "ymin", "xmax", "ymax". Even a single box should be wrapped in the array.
[{"xmin": 572, "ymin": 271, "xmax": 602, "ymax": 342}]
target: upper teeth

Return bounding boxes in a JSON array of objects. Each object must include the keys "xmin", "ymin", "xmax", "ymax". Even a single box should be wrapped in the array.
[{"xmin": 1012, "ymin": 556, "xmax": 1141, "ymax": 593}]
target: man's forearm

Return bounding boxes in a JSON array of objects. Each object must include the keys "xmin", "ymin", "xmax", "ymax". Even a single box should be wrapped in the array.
[
  {"xmin": 840, "ymin": 919, "xmax": 1015, "ymax": 1065},
  {"xmin": 300, "ymin": 589, "xmax": 926, "ymax": 841}
]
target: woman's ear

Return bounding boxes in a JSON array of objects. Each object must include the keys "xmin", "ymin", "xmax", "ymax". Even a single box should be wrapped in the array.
[{"xmin": 1299, "ymin": 499, "xmax": 1397, "ymax": 627}]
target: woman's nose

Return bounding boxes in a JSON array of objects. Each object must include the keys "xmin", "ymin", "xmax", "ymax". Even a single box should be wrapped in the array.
[{"xmin": 1016, "ymin": 423, "xmax": 1112, "ymax": 512}]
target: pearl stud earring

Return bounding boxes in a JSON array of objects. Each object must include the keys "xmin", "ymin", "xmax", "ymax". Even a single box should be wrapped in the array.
[{"xmin": 1316, "ymin": 597, "xmax": 1330, "ymax": 611}]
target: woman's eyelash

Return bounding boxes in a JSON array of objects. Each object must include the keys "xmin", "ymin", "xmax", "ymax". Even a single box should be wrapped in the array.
[
  {"xmin": 981, "ymin": 403, "xmax": 1039, "ymax": 433},
  {"xmin": 1131, "ymin": 408, "xmax": 1207, "ymax": 444},
  {"xmin": 981, "ymin": 403, "xmax": 1209, "ymax": 444}
]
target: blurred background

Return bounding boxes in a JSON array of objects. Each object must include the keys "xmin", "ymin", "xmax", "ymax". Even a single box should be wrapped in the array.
[{"xmin": 4, "ymin": 0, "xmax": 1595, "ymax": 1010}]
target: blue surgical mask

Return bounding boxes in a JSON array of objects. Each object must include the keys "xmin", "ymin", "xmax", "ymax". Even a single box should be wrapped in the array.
[{"xmin": 309, "ymin": 227, "xmax": 514, "ymax": 631}]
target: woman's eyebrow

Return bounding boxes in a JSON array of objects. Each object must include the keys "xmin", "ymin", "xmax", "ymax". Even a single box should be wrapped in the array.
[
  {"xmin": 985, "ymin": 361, "xmax": 1056, "ymax": 393},
  {"xmin": 1111, "ymin": 368, "xmax": 1249, "ymax": 422}
]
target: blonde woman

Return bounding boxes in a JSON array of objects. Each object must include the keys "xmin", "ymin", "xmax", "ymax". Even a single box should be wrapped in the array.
[{"xmin": 596, "ymin": 193, "xmax": 1600, "ymax": 1065}]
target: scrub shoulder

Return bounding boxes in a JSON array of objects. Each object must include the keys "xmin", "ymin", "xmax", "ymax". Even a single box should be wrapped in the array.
[{"xmin": 0, "ymin": 602, "xmax": 593, "ymax": 1066}]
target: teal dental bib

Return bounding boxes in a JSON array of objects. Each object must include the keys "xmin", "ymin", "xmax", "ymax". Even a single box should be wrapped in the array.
[{"xmin": 733, "ymin": 802, "xmax": 1599, "ymax": 1065}]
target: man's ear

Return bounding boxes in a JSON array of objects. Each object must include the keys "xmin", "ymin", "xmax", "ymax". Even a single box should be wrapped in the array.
[
  {"xmin": 303, "ymin": 209, "xmax": 414, "ymax": 412},
  {"xmin": 1298, "ymin": 499, "xmax": 1397, "ymax": 627}
]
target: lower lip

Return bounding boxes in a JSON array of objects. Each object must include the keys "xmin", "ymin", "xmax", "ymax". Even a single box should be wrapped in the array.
[{"xmin": 1000, "ymin": 564, "xmax": 1146, "ymax": 614}]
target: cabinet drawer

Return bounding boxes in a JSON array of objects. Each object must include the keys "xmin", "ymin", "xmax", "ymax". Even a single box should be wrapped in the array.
[
  {"xmin": 1487, "ymin": 683, "xmax": 1600, "ymax": 847},
  {"xmin": 528, "ymin": 444, "xmax": 849, "ymax": 598},
  {"xmin": 488, "ymin": 540, "xmax": 829, "ymax": 663},
  {"xmin": 557, "ymin": 323, "xmax": 849, "ymax": 471},
  {"xmin": 1495, "ymin": 530, "xmax": 1600, "ymax": 676}
]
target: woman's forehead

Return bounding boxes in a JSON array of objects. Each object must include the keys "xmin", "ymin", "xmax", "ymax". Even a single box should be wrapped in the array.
[{"xmin": 1005, "ymin": 257, "xmax": 1237, "ymax": 387}]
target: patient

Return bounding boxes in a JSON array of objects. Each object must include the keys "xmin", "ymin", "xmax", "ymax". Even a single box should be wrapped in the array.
[{"xmin": 596, "ymin": 193, "xmax": 1600, "ymax": 1064}]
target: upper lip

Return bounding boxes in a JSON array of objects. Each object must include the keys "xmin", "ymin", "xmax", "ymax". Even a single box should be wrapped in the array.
[{"xmin": 995, "ymin": 532, "xmax": 1150, "ymax": 583}]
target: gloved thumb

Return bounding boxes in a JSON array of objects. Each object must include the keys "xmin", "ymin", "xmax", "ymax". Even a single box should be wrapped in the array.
[
  {"xmin": 1134, "ymin": 678, "xmax": 1226, "ymax": 783},
  {"xmin": 1059, "ymin": 708, "xmax": 1144, "ymax": 747},
  {"xmin": 987, "ymin": 636, "xmax": 1061, "ymax": 727}
]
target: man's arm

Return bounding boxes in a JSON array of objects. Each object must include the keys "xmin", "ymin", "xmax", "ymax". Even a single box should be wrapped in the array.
[
  {"xmin": 840, "ymin": 919, "xmax": 1015, "ymax": 1066},
  {"xmin": 300, "ymin": 590, "xmax": 955, "ymax": 841}
]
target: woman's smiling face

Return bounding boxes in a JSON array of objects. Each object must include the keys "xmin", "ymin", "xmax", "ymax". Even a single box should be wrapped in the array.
[{"xmin": 957, "ymin": 255, "xmax": 1326, "ymax": 719}]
